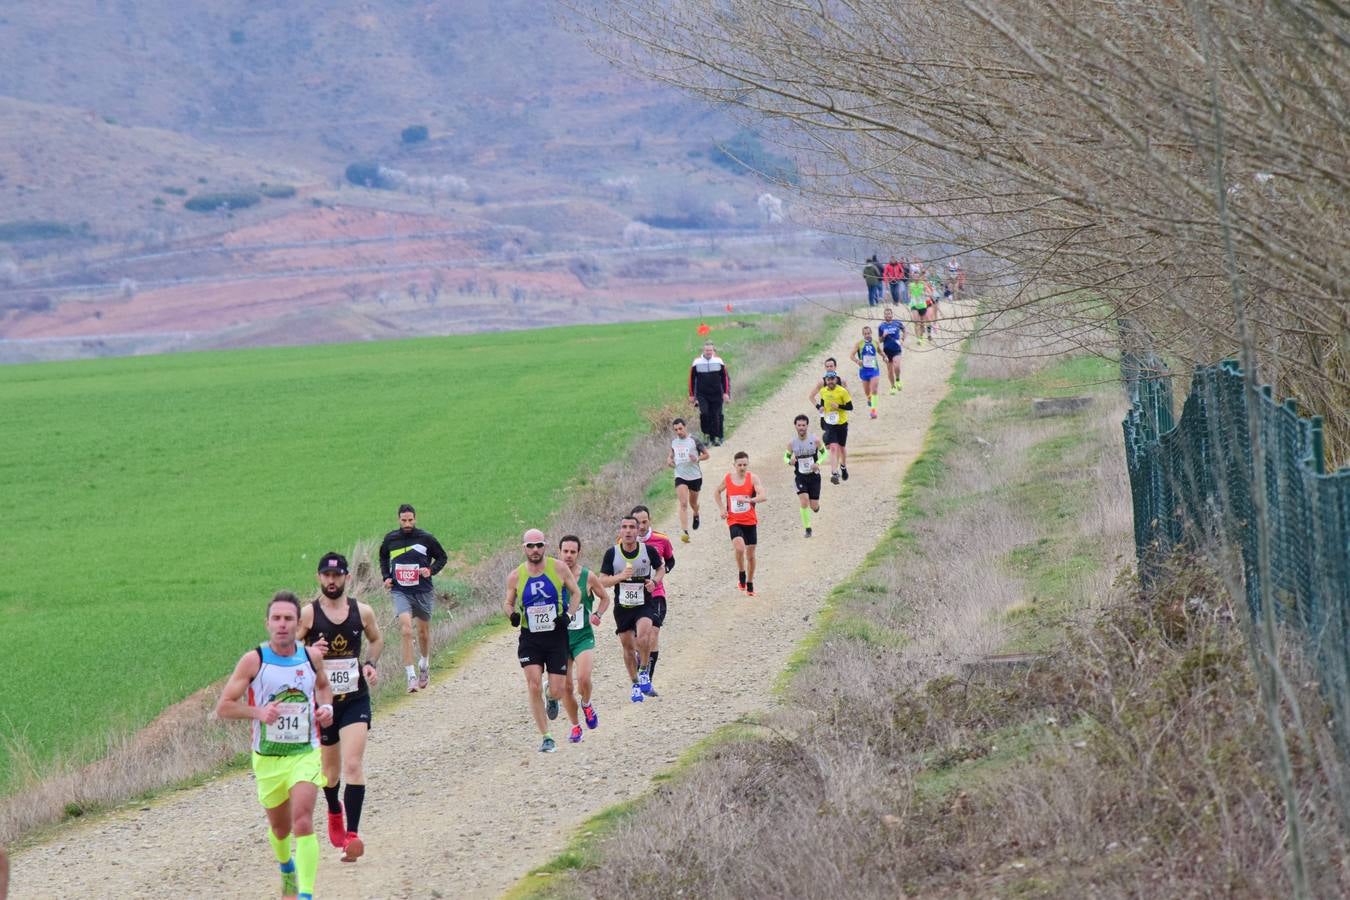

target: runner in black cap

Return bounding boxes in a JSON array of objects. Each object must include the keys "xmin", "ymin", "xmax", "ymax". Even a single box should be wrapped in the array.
[{"xmin": 297, "ymin": 552, "xmax": 384, "ymax": 863}]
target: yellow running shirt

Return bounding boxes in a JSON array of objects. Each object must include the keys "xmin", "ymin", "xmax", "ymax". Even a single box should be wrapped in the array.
[{"xmin": 819, "ymin": 385, "xmax": 853, "ymax": 426}]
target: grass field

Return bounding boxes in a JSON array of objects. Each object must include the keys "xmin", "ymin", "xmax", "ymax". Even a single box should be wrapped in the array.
[{"xmin": 0, "ymin": 316, "xmax": 778, "ymax": 792}]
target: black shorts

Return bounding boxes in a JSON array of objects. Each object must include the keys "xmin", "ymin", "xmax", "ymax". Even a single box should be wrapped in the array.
[
  {"xmin": 674, "ymin": 477, "xmax": 703, "ymax": 493},
  {"xmin": 320, "ymin": 693, "xmax": 372, "ymax": 746},
  {"xmin": 614, "ymin": 602, "xmax": 656, "ymax": 634},
  {"xmin": 650, "ymin": 595, "xmax": 668, "ymax": 628},
  {"xmin": 823, "ymin": 423, "xmax": 849, "ymax": 447},
  {"xmin": 728, "ymin": 523, "xmax": 758, "ymax": 545},
  {"xmin": 795, "ymin": 472, "xmax": 822, "ymax": 500},
  {"xmin": 517, "ymin": 629, "xmax": 569, "ymax": 675},
  {"xmin": 884, "ymin": 344, "xmax": 902, "ymax": 361}
]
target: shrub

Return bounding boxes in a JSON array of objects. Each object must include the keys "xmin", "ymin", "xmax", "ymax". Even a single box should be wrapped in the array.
[
  {"xmin": 229, "ymin": 29, "xmax": 245, "ymax": 45},
  {"xmin": 344, "ymin": 162, "xmax": 391, "ymax": 189},
  {"xmin": 162, "ymin": 187, "xmax": 187, "ymax": 196},
  {"xmin": 401, "ymin": 125, "xmax": 429, "ymax": 144},
  {"xmin": 184, "ymin": 192, "xmax": 261, "ymax": 213},
  {"xmin": 0, "ymin": 221, "xmax": 75, "ymax": 242},
  {"xmin": 258, "ymin": 184, "xmax": 296, "ymax": 199}
]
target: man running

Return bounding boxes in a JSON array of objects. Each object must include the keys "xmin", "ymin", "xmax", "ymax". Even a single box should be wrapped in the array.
[
  {"xmin": 216, "ymin": 592, "xmax": 335, "ymax": 900},
  {"xmin": 298, "ymin": 553, "xmax": 382, "ymax": 863},
  {"xmin": 630, "ymin": 505, "xmax": 674, "ymax": 696},
  {"xmin": 598, "ymin": 516, "xmax": 666, "ymax": 702},
  {"xmin": 945, "ymin": 258, "xmax": 964, "ymax": 301},
  {"xmin": 908, "ymin": 275, "xmax": 932, "ymax": 345},
  {"xmin": 878, "ymin": 306, "xmax": 905, "ymax": 394},
  {"xmin": 850, "ymin": 325, "xmax": 883, "ymax": 419},
  {"xmin": 668, "ymin": 417, "xmax": 710, "ymax": 543},
  {"xmin": 715, "ymin": 451, "xmax": 767, "ymax": 596},
  {"xmin": 504, "ymin": 528, "xmax": 582, "ymax": 752},
  {"xmin": 787, "ymin": 414, "xmax": 826, "ymax": 537},
  {"xmin": 817, "ymin": 371, "xmax": 854, "ymax": 483},
  {"xmin": 558, "ymin": 534, "xmax": 610, "ymax": 743},
  {"xmin": 808, "ymin": 357, "xmax": 849, "ymax": 427},
  {"xmin": 689, "ymin": 340, "xmax": 731, "ymax": 446},
  {"xmin": 378, "ymin": 504, "xmax": 448, "ymax": 694}
]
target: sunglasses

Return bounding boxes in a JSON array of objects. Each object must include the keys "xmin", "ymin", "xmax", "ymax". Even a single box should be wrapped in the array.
[{"xmin": 524, "ymin": 542, "xmax": 545, "ymax": 549}]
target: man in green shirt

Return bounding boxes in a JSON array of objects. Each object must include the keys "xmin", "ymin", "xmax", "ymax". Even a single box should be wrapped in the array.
[{"xmin": 558, "ymin": 534, "xmax": 611, "ymax": 743}]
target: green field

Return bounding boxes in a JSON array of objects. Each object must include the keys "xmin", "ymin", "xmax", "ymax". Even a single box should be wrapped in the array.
[{"xmin": 0, "ymin": 317, "xmax": 770, "ymax": 791}]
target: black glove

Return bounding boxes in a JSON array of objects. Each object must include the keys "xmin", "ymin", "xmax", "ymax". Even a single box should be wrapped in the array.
[
  {"xmin": 556, "ymin": 611, "xmax": 571, "ymax": 630},
  {"xmin": 815, "ymin": 400, "xmax": 824, "ymax": 410},
  {"xmin": 509, "ymin": 611, "xmax": 521, "ymax": 628}
]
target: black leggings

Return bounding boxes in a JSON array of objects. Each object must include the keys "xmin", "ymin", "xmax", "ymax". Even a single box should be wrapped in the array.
[{"xmin": 696, "ymin": 394, "xmax": 725, "ymax": 439}]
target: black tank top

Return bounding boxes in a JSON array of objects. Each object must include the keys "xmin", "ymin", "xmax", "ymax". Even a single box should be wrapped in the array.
[{"xmin": 309, "ymin": 598, "xmax": 367, "ymax": 702}]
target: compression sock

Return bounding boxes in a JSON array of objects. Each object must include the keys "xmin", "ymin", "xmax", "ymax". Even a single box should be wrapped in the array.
[
  {"xmin": 418, "ymin": 655, "xmax": 429, "ymax": 669},
  {"xmin": 268, "ymin": 828, "xmax": 292, "ymax": 864},
  {"xmin": 295, "ymin": 832, "xmax": 319, "ymax": 896},
  {"xmin": 800, "ymin": 507, "xmax": 811, "ymax": 528},
  {"xmin": 648, "ymin": 650, "xmax": 659, "ymax": 680},
  {"xmin": 405, "ymin": 664, "xmax": 416, "ymax": 680},
  {"xmin": 323, "ymin": 784, "xmax": 341, "ymax": 814},
  {"xmin": 344, "ymin": 783, "xmax": 366, "ymax": 834}
]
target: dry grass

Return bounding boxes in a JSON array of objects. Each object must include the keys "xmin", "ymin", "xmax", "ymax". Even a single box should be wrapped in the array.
[
  {"xmin": 0, "ymin": 307, "xmax": 832, "ymax": 849},
  {"xmin": 553, "ymin": 332, "xmax": 1349, "ymax": 898}
]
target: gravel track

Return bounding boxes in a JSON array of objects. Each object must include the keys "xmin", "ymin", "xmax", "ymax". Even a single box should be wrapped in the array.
[{"xmin": 12, "ymin": 309, "xmax": 961, "ymax": 899}]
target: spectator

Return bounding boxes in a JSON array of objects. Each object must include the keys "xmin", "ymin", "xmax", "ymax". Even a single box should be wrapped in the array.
[
  {"xmin": 862, "ymin": 255, "xmax": 883, "ymax": 306},
  {"xmin": 689, "ymin": 340, "xmax": 731, "ymax": 446},
  {"xmin": 883, "ymin": 256, "xmax": 903, "ymax": 305}
]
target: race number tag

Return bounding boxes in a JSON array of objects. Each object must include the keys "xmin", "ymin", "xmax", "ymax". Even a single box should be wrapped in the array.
[
  {"xmin": 325, "ymin": 657, "xmax": 359, "ymax": 696},
  {"xmin": 824, "ymin": 411, "xmax": 840, "ymax": 425},
  {"xmin": 731, "ymin": 496, "xmax": 752, "ymax": 514},
  {"xmin": 797, "ymin": 457, "xmax": 815, "ymax": 474},
  {"xmin": 568, "ymin": 607, "xmax": 587, "ymax": 630},
  {"xmin": 674, "ymin": 447, "xmax": 691, "ymax": 464},
  {"xmin": 527, "ymin": 605, "xmax": 557, "ymax": 633},
  {"xmin": 862, "ymin": 354, "xmax": 876, "ymax": 368},
  {"xmin": 618, "ymin": 582, "xmax": 645, "ymax": 607},
  {"xmin": 268, "ymin": 702, "xmax": 311, "ymax": 743},
  {"xmin": 394, "ymin": 563, "xmax": 420, "ymax": 587}
]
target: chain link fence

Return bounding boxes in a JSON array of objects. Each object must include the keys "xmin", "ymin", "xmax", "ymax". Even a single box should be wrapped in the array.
[{"xmin": 1122, "ymin": 352, "xmax": 1350, "ymax": 750}]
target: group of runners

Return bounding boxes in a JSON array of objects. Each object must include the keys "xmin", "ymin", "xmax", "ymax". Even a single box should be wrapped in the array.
[
  {"xmin": 863, "ymin": 254, "xmax": 965, "ymax": 345},
  {"xmin": 211, "ymin": 310, "xmax": 937, "ymax": 899}
]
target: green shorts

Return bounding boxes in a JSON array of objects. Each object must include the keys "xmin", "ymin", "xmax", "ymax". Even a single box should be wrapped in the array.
[
  {"xmin": 568, "ymin": 631, "xmax": 596, "ymax": 659},
  {"xmin": 252, "ymin": 746, "xmax": 325, "ymax": 809}
]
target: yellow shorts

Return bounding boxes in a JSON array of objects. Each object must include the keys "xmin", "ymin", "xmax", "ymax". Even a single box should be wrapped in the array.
[{"xmin": 252, "ymin": 747, "xmax": 325, "ymax": 809}]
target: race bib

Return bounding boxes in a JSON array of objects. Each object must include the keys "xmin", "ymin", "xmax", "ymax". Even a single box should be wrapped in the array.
[
  {"xmin": 618, "ymin": 582, "xmax": 645, "ymax": 607},
  {"xmin": 527, "ymin": 604, "xmax": 557, "ymax": 633},
  {"xmin": 797, "ymin": 457, "xmax": 815, "ymax": 474},
  {"xmin": 568, "ymin": 607, "xmax": 587, "ymax": 630},
  {"xmin": 268, "ymin": 701, "xmax": 311, "ymax": 744},
  {"xmin": 674, "ymin": 447, "xmax": 691, "ymax": 464},
  {"xmin": 825, "ymin": 411, "xmax": 840, "ymax": 425},
  {"xmin": 862, "ymin": 354, "xmax": 876, "ymax": 368},
  {"xmin": 324, "ymin": 657, "xmax": 360, "ymax": 696},
  {"xmin": 731, "ymin": 496, "xmax": 752, "ymax": 514},
  {"xmin": 394, "ymin": 563, "xmax": 420, "ymax": 587}
]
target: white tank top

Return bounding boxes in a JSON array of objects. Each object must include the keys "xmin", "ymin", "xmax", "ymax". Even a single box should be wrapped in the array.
[{"xmin": 249, "ymin": 643, "xmax": 320, "ymax": 756}]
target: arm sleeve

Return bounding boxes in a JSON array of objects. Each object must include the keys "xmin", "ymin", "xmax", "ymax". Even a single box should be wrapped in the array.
[
  {"xmin": 427, "ymin": 535, "xmax": 449, "ymax": 575},
  {"xmin": 721, "ymin": 365, "xmax": 730, "ymax": 396},
  {"xmin": 648, "ymin": 546, "xmax": 664, "ymax": 571},
  {"xmin": 839, "ymin": 401, "xmax": 855, "ymax": 411},
  {"xmin": 378, "ymin": 538, "xmax": 391, "ymax": 580},
  {"xmin": 663, "ymin": 545, "xmax": 675, "ymax": 573}
]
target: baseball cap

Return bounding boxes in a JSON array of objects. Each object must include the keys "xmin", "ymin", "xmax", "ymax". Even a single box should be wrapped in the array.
[
  {"xmin": 317, "ymin": 552, "xmax": 349, "ymax": 574},
  {"xmin": 521, "ymin": 528, "xmax": 546, "ymax": 545}
]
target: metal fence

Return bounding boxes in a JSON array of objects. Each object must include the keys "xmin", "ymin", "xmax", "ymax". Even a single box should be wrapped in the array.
[{"xmin": 1122, "ymin": 353, "xmax": 1350, "ymax": 743}]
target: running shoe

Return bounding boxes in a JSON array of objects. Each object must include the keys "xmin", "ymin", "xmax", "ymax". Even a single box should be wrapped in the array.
[
  {"xmin": 545, "ymin": 687, "xmax": 559, "ymax": 721},
  {"xmin": 897, "ymin": 380, "xmax": 904, "ymax": 390},
  {"xmin": 569, "ymin": 725, "xmax": 583, "ymax": 744},
  {"xmin": 583, "ymin": 703, "xmax": 598, "ymax": 729},
  {"xmin": 805, "ymin": 527, "xmax": 813, "ymax": 538},
  {"xmin": 681, "ymin": 530, "xmax": 690, "ymax": 544},
  {"xmin": 841, "ymin": 466, "xmax": 850, "ymax": 481},
  {"xmin": 280, "ymin": 860, "xmax": 298, "ymax": 899},
  {"xmin": 830, "ymin": 471, "xmax": 840, "ymax": 485},
  {"xmin": 637, "ymin": 670, "xmax": 653, "ymax": 695},
  {"xmin": 870, "ymin": 408, "xmax": 878, "ymax": 419},
  {"xmin": 746, "ymin": 582, "xmax": 756, "ymax": 597},
  {"xmin": 406, "ymin": 672, "xmax": 419, "ymax": 694},
  {"xmin": 630, "ymin": 683, "xmax": 644, "ymax": 703},
  {"xmin": 692, "ymin": 514, "xmax": 700, "ymax": 530},
  {"xmin": 417, "ymin": 659, "xmax": 430, "ymax": 690},
  {"xmin": 540, "ymin": 735, "xmax": 557, "ymax": 753},
  {"xmin": 738, "ymin": 572, "xmax": 747, "ymax": 591},
  {"xmin": 889, "ymin": 385, "xmax": 898, "ymax": 395},
  {"xmin": 646, "ymin": 685, "xmax": 660, "ymax": 698},
  {"xmin": 326, "ymin": 807, "xmax": 346, "ymax": 848},
  {"xmin": 341, "ymin": 832, "xmax": 364, "ymax": 863}
]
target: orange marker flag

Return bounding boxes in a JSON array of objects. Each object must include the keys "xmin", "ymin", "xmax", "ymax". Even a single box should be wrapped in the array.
[
  {"xmin": 725, "ymin": 303, "xmax": 734, "ymax": 313},
  {"xmin": 697, "ymin": 322, "xmax": 711, "ymax": 336}
]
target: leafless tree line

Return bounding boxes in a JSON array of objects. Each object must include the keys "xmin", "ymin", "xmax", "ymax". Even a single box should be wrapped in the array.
[{"xmin": 572, "ymin": 0, "xmax": 1348, "ymax": 456}]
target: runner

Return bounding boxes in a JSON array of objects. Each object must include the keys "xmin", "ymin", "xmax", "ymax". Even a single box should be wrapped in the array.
[
  {"xmin": 215, "ymin": 592, "xmax": 335, "ymax": 900},
  {"xmin": 908, "ymin": 275, "xmax": 932, "ymax": 346},
  {"xmin": 297, "ymin": 552, "xmax": 383, "ymax": 863},
  {"xmin": 786, "ymin": 414, "xmax": 826, "ymax": 537},
  {"xmin": 850, "ymin": 325, "xmax": 883, "ymax": 419},
  {"xmin": 807, "ymin": 357, "xmax": 849, "ymax": 427},
  {"xmin": 668, "ymin": 417, "xmax": 710, "ymax": 543},
  {"xmin": 878, "ymin": 306, "xmax": 905, "ymax": 394},
  {"xmin": 630, "ymin": 505, "xmax": 675, "ymax": 697},
  {"xmin": 816, "ymin": 371, "xmax": 854, "ymax": 483},
  {"xmin": 945, "ymin": 258, "xmax": 964, "ymax": 301},
  {"xmin": 558, "ymin": 534, "xmax": 611, "ymax": 743},
  {"xmin": 688, "ymin": 340, "xmax": 731, "ymax": 446},
  {"xmin": 597, "ymin": 516, "xmax": 666, "ymax": 702},
  {"xmin": 921, "ymin": 277, "xmax": 939, "ymax": 342},
  {"xmin": 715, "ymin": 451, "xmax": 767, "ymax": 596},
  {"xmin": 378, "ymin": 504, "xmax": 448, "ymax": 694},
  {"xmin": 503, "ymin": 528, "xmax": 583, "ymax": 752}
]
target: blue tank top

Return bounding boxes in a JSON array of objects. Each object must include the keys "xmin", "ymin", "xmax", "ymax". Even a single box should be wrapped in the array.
[{"xmin": 516, "ymin": 558, "xmax": 565, "ymax": 633}]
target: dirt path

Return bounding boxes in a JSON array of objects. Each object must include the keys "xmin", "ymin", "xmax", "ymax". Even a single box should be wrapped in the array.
[{"xmin": 12, "ymin": 309, "xmax": 962, "ymax": 899}]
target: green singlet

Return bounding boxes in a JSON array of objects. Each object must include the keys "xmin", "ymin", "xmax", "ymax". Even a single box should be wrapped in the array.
[{"xmin": 566, "ymin": 567, "xmax": 596, "ymax": 658}]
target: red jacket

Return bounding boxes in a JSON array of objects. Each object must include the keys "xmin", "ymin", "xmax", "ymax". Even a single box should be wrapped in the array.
[{"xmin": 883, "ymin": 262, "xmax": 902, "ymax": 282}]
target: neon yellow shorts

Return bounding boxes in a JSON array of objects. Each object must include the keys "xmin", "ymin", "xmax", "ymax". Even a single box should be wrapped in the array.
[{"xmin": 252, "ymin": 747, "xmax": 325, "ymax": 809}]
